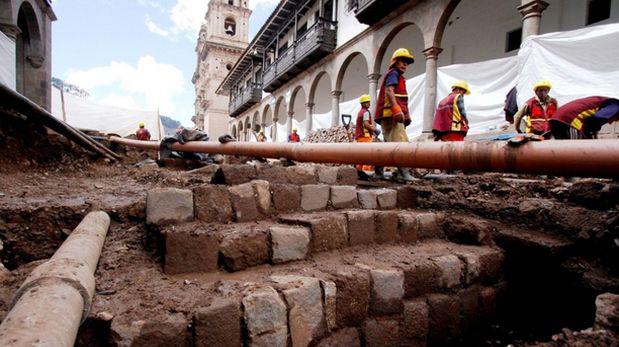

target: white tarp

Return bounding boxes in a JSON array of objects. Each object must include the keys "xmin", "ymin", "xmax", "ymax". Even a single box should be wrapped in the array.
[
  {"xmin": 0, "ymin": 30, "xmax": 16, "ymax": 90},
  {"xmin": 51, "ymin": 86, "xmax": 164, "ymax": 140}
]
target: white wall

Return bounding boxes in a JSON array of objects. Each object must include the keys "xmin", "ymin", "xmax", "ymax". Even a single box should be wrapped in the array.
[
  {"xmin": 339, "ymin": 53, "xmax": 368, "ymax": 102},
  {"xmin": 0, "ymin": 30, "xmax": 15, "ymax": 90},
  {"xmin": 336, "ymin": 0, "xmax": 367, "ymax": 47},
  {"xmin": 314, "ymin": 73, "xmax": 332, "ymax": 113},
  {"xmin": 292, "ymin": 88, "xmax": 307, "ymax": 121},
  {"xmin": 379, "ymin": 25, "xmax": 425, "ymax": 78}
]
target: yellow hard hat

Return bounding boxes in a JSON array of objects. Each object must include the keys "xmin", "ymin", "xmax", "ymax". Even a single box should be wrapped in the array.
[
  {"xmin": 451, "ymin": 80, "xmax": 471, "ymax": 95},
  {"xmin": 534, "ymin": 80, "xmax": 552, "ymax": 91},
  {"xmin": 292, "ymin": 127, "xmax": 298, "ymax": 131},
  {"xmin": 359, "ymin": 94, "xmax": 371, "ymax": 104},
  {"xmin": 138, "ymin": 121, "xmax": 145, "ymax": 127},
  {"xmin": 390, "ymin": 48, "xmax": 415, "ymax": 65}
]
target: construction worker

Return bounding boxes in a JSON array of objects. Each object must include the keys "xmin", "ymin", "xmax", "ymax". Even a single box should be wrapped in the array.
[
  {"xmin": 375, "ymin": 48, "xmax": 415, "ymax": 181},
  {"xmin": 288, "ymin": 127, "xmax": 300, "ymax": 142},
  {"xmin": 432, "ymin": 81, "xmax": 471, "ymax": 141},
  {"xmin": 355, "ymin": 94, "xmax": 383, "ymax": 177},
  {"xmin": 136, "ymin": 121, "xmax": 151, "ymax": 141},
  {"xmin": 550, "ymin": 96, "xmax": 619, "ymax": 139},
  {"xmin": 514, "ymin": 80, "xmax": 558, "ymax": 138}
]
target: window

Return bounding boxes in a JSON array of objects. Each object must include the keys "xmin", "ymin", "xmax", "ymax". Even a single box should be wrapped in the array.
[
  {"xmin": 224, "ymin": 18, "xmax": 236, "ymax": 36},
  {"xmin": 587, "ymin": 0, "xmax": 611, "ymax": 25},
  {"xmin": 505, "ymin": 27, "xmax": 522, "ymax": 52}
]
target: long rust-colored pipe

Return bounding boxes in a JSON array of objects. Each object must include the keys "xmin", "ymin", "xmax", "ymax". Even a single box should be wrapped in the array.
[{"xmin": 110, "ymin": 136, "xmax": 619, "ymax": 178}]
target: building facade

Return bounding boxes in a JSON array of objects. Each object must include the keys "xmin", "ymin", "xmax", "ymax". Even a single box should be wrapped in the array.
[
  {"xmin": 0, "ymin": 0, "xmax": 56, "ymax": 110},
  {"xmin": 193, "ymin": 0, "xmax": 251, "ymax": 139},
  {"xmin": 218, "ymin": 0, "xmax": 618, "ymax": 141}
]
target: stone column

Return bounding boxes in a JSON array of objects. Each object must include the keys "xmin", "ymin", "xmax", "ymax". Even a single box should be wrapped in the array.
[
  {"xmin": 331, "ymin": 90, "xmax": 342, "ymax": 127},
  {"xmin": 518, "ymin": 0, "xmax": 549, "ymax": 40},
  {"xmin": 305, "ymin": 102, "xmax": 314, "ymax": 134},
  {"xmin": 422, "ymin": 46, "xmax": 443, "ymax": 136},
  {"xmin": 367, "ymin": 73, "xmax": 381, "ymax": 121},
  {"xmin": 287, "ymin": 110, "xmax": 294, "ymax": 136}
]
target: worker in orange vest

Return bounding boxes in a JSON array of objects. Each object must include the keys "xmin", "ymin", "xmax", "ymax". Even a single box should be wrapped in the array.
[
  {"xmin": 288, "ymin": 127, "xmax": 300, "ymax": 142},
  {"xmin": 355, "ymin": 94, "xmax": 384, "ymax": 177},
  {"xmin": 550, "ymin": 96, "xmax": 619, "ymax": 139},
  {"xmin": 432, "ymin": 81, "xmax": 471, "ymax": 141},
  {"xmin": 136, "ymin": 121, "xmax": 151, "ymax": 141},
  {"xmin": 375, "ymin": 48, "xmax": 415, "ymax": 181},
  {"xmin": 514, "ymin": 80, "xmax": 558, "ymax": 138}
]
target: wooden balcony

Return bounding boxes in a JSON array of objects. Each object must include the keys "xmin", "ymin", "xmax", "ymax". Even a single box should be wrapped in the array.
[
  {"xmin": 229, "ymin": 84, "xmax": 262, "ymax": 117},
  {"xmin": 352, "ymin": 0, "xmax": 410, "ymax": 26}
]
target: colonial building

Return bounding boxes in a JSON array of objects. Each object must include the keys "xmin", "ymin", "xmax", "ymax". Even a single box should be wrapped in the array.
[
  {"xmin": 0, "ymin": 0, "xmax": 56, "ymax": 110},
  {"xmin": 218, "ymin": 0, "xmax": 618, "ymax": 141},
  {"xmin": 193, "ymin": 0, "xmax": 251, "ymax": 139}
]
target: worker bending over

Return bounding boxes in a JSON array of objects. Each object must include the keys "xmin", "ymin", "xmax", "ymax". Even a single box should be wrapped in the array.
[
  {"xmin": 375, "ymin": 48, "xmax": 415, "ymax": 182},
  {"xmin": 550, "ymin": 96, "xmax": 619, "ymax": 139},
  {"xmin": 514, "ymin": 80, "xmax": 558, "ymax": 138},
  {"xmin": 136, "ymin": 121, "xmax": 151, "ymax": 141},
  {"xmin": 432, "ymin": 81, "xmax": 471, "ymax": 141}
]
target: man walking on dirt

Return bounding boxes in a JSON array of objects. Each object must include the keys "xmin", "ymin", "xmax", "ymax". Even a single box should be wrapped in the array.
[{"xmin": 355, "ymin": 94, "xmax": 384, "ymax": 178}]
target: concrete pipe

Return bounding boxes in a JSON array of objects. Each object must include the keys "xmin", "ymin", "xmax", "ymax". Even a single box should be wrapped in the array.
[{"xmin": 0, "ymin": 211, "xmax": 111, "ymax": 347}]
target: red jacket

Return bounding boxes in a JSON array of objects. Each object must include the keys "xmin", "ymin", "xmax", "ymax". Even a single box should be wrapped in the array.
[
  {"xmin": 375, "ymin": 68, "xmax": 411, "ymax": 126},
  {"xmin": 136, "ymin": 128, "xmax": 151, "ymax": 140},
  {"xmin": 432, "ymin": 93, "xmax": 469, "ymax": 135},
  {"xmin": 355, "ymin": 107, "xmax": 372, "ymax": 139},
  {"xmin": 550, "ymin": 96, "xmax": 609, "ymax": 132},
  {"xmin": 524, "ymin": 97, "xmax": 557, "ymax": 134},
  {"xmin": 288, "ymin": 133, "xmax": 300, "ymax": 142}
]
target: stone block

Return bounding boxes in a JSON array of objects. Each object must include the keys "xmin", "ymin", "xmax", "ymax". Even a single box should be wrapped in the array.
[
  {"xmin": 256, "ymin": 164, "xmax": 289, "ymax": 183},
  {"xmin": 332, "ymin": 269, "xmax": 370, "ymax": 327},
  {"xmin": 269, "ymin": 226, "xmax": 310, "ymax": 263},
  {"xmin": 251, "ymin": 180, "xmax": 272, "ymax": 215},
  {"xmin": 369, "ymin": 268, "xmax": 404, "ymax": 315},
  {"xmin": 478, "ymin": 286, "xmax": 497, "ymax": 325},
  {"xmin": 432, "ymin": 254, "xmax": 463, "ymax": 289},
  {"xmin": 212, "ymin": 164, "xmax": 257, "ymax": 185},
  {"xmin": 287, "ymin": 165, "xmax": 318, "ymax": 185},
  {"xmin": 427, "ymin": 294, "xmax": 460, "ymax": 346},
  {"xmin": 443, "ymin": 214, "xmax": 493, "ymax": 245},
  {"xmin": 165, "ymin": 225, "xmax": 218, "ymax": 274},
  {"xmin": 330, "ymin": 186, "xmax": 359, "ymax": 209},
  {"xmin": 398, "ymin": 212, "xmax": 420, "ymax": 244},
  {"xmin": 228, "ymin": 183, "xmax": 260, "ymax": 222},
  {"xmin": 454, "ymin": 251, "xmax": 480, "ymax": 284},
  {"xmin": 357, "ymin": 190, "xmax": 377, "ymax": 209},
  {"xmin": 242, "ymin": 287, "xmax": 288, "ymax": 347},
  {"xmin": 271, "ymin": 276, "xmax": 327, "ymax": 346},
  {"xmin": 396, "ymin": 186, "xmax": 418, "ymax": 209},
  {"xmin": 317, "ymin": 165, "xmax": 339, "ymax": 185},
  {"xmin": 402, "ymin": 259, "xmax": 441, "ymax": 298},
  {"xmin": 146, "ymin": 188, "xmax": 194, "ymax": 226},
  {"xmin": 129, "ymin": 314, "xmax": 190, "ymax": 347},
  {"xmin": 337, "ymin": 166, "xmax": 358, "ymax": 185},
  {"xmin": 402, "ymin": 299, "xmax": 429, "ymax": 345},
  {"xmin": 194, "ymin": 298, "xmax": 241, "ymax": 347},
  {"xmin": 193, "ymin": 185, "xmax": 232, "ymax": 223},
  {"xmin": 375, "ymin": 189, "xmax": 397, "ymax": 209},
  {"xmin": 220, "ymin": 228, "xmax": 269, "ymax": 271},
  {"xmin": 374, "ymin": 211, "xmax": 400, "ymax": 243},
  {"xmin": 363, "ymin": 317, "xmax": 400, "ymax": 347},
  {"xmin": 320, "ymin": 280, "xmax": 337, "ymax": 331},
  {"xmin": 479, "ymin": 249, "xmax": 504, "ymax": 284},
  {"xmin": 301, "ymin": 185, "xmax": 330, "ymax": 211},
  {"xmin": 416, "ymin": 213, "xmax": 443, "ymax": 239},
  {"xmin": 458, "ymin": 286, "xmax": 480, "ymax": 336},
  {"xmin": 346, "ymin": 210, "xmax": 375, "ymax": 246},
  {"xmin": 594, "ymin": 293, "xmax": 619, "ymax": 332},
  {"xmin": 310, "ymin": 213, "xmax": 348, "ymax": 252},
  {"xmin": 272, "ymin": 183, "xmax": 301, "ymax": 212},
  {"xmin": 316, "ymin": 327, "xmax": 360, "ymax": 347}
]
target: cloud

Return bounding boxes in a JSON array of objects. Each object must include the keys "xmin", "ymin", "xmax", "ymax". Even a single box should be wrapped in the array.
[
  {"xmin": 99, "ymin": 94, "xmax": 141, "ymax": 110},
  {"xmin": 136, "ymin": 0, "xmax": 166, "ymax": 12},
  {"xmin": 65, "ymin": 56, "xmax": 185, "ymax": 115},
  {"xmin": 145, "ymin": 15, "xmax": 170, "ymax": 37}
]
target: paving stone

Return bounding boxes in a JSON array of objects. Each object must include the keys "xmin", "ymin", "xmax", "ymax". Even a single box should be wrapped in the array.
[
  {"xmin": 398, "ymin": 212, "xmax": 420, "ymax": 243},
  {"xmin": 401, "ymin": 259, "xmax": 441, "ymax": 298},
  {"xmin": 402, "ymin": 299, "xmax": 429, "ymax": 345},
  {"xmin": 146, "ymin": 188, "xmax": 194, "ymax": 226},
  {"xmin": 346, "ymin": 210, "xmax": 375, "ymax": 245},
  {"xmin": 271, "ymin": 276, "xmax": 327, "ymax": 346},
  {"xmin": 478, "ymin": 248, "xmax": 504, "ymax": 284},
  {"xmin": 332, "ymin": 269, "xmax": 370, "ymax": 327},
  {"xmin": 311, "ymin": 214, "xmax": 348, "ymax": 252},
  {"xmin": 164, "ymin": 225, "xmax": 218, "ymax": 274},
  {"xmin": 251, "ymin": 180, "xmax": 272, "ymax": 215},
  {"xmin": 357, "ymin": 190, "xmax": 377, "ymax": 209},
  {"xmin": 317, "ymin": 165, "xmax": 339, "ymax": 185},
  {"xmin": 330, "ymin": 185, "xmax": 359, "ymax": 209},
  {"xmin": 129, "ymin": 313, "xmax": 190, "ymax": 347},
  {"xmin": 337, "ymin": 166, "xmax": 358, "ymax": 185},
  {"xmin": 443, "ymin": 214, "xmax": 494, "ymax": 245},
  {"xmin": 229, "ymin": 183, "xmax": 260, "ymax": 222},
  {"xmin": 396, "ymin": 185, "xmax": 418, "ymax": 208},
  {"xmin": 220, "ymin": 227, "xmax": 269, "ymax": 271},
  {"xmin": 287, "ymin": 165, "xmax": 318, "ymax": 185},
  {"xmin": 256, "ymin": 164, "xmax": 289, "ymax": 183},
  {"xmin": 272, "ymin": 183, "xmax": 301, "ymax": 212},
  {"xmin": 242, "ymin": 286, "xmax": 288, "ymax": 347},
  {"xmin": 269, "ymin": 225, "xmax": 310, "ymax": 263},
  {"xmin": 193, "ymin": 185, "xmax": 232, "ymax": 223},
  {"xmin": 212, "ymin": 164, "xmax": 257, "ymax": 185},
  {"xmin": 320, "ymin": 280, "xmax": 337, "ymax": 331},
  {"xmin": 454, "ymin": 251, "xmax": 480, "ymax": 284},
  {"xmin": 363, "ymin": 317, "xmax": 401, "ymax": 347},
  {"xmin": 374, "ymin": 211, "xmax": 400, "ymax": 243},
  {"xmin": 594, "ymin": 292, "xmax": 619, "ymax": 332},
  {"xmin": 369, "ymin": 268, "xmax": 404, "ymax": 315},
  {"xmin": 458, "ymin": 286, "xmax": 480, "ymax": 337},
  {"xmin": 416, "ymin": 213, "xmax": 443, "ymax": 238},
  {"xmin": 301, "ymin": 184, "xmax": 330, "ymax": 211},
  {"xmin": 194, "ymin": 298, "xmax": 241, "ymax": 347},
  {"xmin": 427, "ymin": 294, "xmax": 460, "ymax": 346},
  {"xmin": 316, "ymin": 327, "xmax": 360, "ymax": 347},
  {"xmin": 375, "ymin": 189, "xmax": 397, "ymax": 209},
  {"xmin": 478, "ymin": 286, "xmax": 497, "ymax": 325},
  {"xmin": 432, "ymin": 254, "xmax": 463, "ymax": 289}
]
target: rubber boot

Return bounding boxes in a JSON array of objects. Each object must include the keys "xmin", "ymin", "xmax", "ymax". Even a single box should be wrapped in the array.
[
  {"xmin": 374, "ymin": 166, "xmax": 387, "ymax": 180},
  {"xmin": 398, "ymin": 168, "xmax": 415, "ymax": 182}
]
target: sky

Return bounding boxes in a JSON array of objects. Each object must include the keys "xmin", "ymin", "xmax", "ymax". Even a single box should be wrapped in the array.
[{"xmin": 51, "ymin": 0, "xmax": 278, "ymax": 126}]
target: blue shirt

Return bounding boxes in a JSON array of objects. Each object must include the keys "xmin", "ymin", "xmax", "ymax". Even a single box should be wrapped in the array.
[{"xmin": 385, "ymin": 69, "xmax": 400, "ymax": 87}]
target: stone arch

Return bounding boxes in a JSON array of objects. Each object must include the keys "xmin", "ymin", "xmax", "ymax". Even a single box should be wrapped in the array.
[
  {"xmin": 308, "ymin": 71, "xmax": 333, "ymax": 115},
  {"xmin": 252, "ymin": 111, "xmax": 260, "ymax": 132},
  {"xmin": 231, "ymin": 124, "xmax": 237, "ymax": 138},
  {"xmin": 374, "ymin": 22, "xmax": 425, "ymax": 78},
  {"xmin": 289, "ymin": 85, "xmax": 307, "ymax": 122},
  {"xmin": 16, "ymin": 1, "xmax": 44, "ymax": 103},
  {"xmin": 274, "ymin": 96, "xmax": 287, "ymax": 125},
  {"xmin": 335, "ymin": 52, "xmax": 369, "ymax": 102},
  {"xmin": 432, "ymin": 0, "xmax": 461, "ymax": 50},
  {"xmin": 244, "ymin": 117, "xmax": 251, "ymax": 141},
  {"xmin": 262, "ymin": 103, "xmax": 273, "ymax": 126},
  {"xmin": 238, "ymin": 120, "xmax": 244, "ymax": 141}
]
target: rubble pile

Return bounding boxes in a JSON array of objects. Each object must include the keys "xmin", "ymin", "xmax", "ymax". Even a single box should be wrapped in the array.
[{"xmin": 305, "ymin": 126, "xmax": 355, "ymax": 143}]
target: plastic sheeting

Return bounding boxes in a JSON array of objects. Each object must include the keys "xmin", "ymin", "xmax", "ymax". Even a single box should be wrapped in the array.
[
  {"xmin": 0, "ymin": 31, "xmax": 16, "ymax": 90},
  {"xmin": 51, "ymin": 86, "xmax": 164, "ymax": 140}
]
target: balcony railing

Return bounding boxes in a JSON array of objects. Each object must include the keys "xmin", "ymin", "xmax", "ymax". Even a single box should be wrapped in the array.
[
  {"xmin": 263, "ymin": 18, "xmax": 337, "ymax": 92},
  {"xmin": 353, "ymin": 0, "xmax": 409, "ymax": 26},
  {"xmin": 229, "ymin": 83, "xmax": 262, "ymax": 117}
]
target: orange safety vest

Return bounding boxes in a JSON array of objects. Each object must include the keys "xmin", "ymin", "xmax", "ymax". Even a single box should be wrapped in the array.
[
  {"xmin": 524, "ymin": 97, "xmax": 557, "ymax": 134},
  {"xmin": 355, "ymin": 107, "xmax": 372, "ymax": 140},
  {"xmin": 432, "ymin": 93, "xmax": 469, "ymax": 134},
  {"xmin": 375, "ymin": 68, "xmax": 411, "ymax": 126}
]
